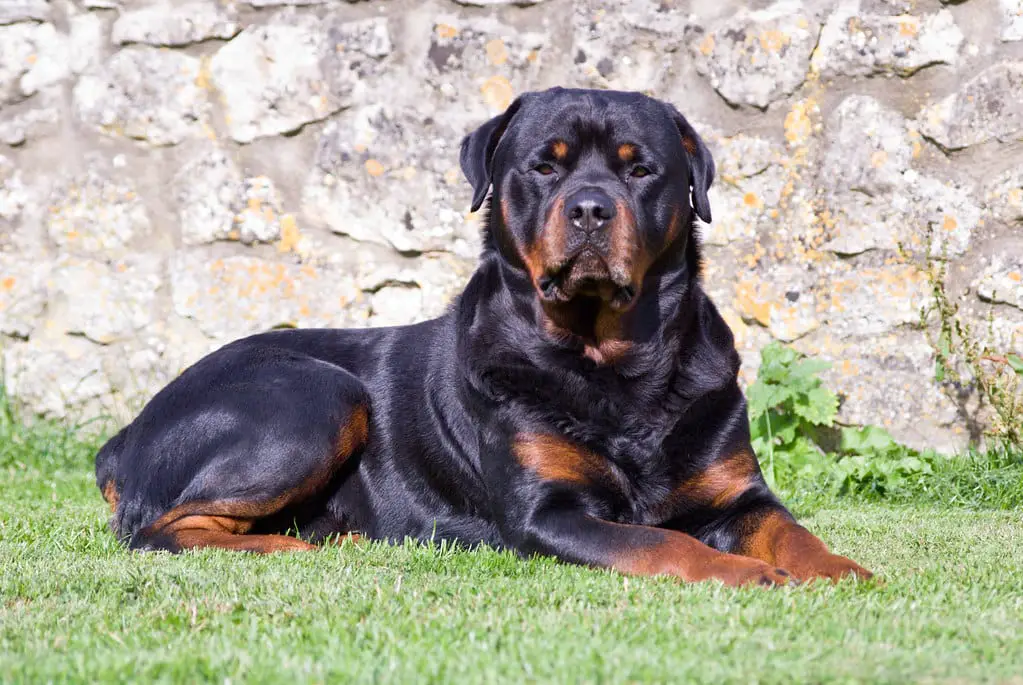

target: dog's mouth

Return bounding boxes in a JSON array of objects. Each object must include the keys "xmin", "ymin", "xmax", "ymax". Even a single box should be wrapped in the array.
[{"xmin": 537, "ymin": 249, "xmax": 636, "ymax": 311}]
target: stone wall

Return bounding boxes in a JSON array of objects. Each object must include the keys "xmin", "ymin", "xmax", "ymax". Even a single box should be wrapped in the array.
[{"xmin": 1, "ymin": 0, "xmax": 1021, "ymax": 450}]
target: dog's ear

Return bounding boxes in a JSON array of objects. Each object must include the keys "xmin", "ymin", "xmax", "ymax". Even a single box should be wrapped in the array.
[
  {"xmin": 667, "ymin": 105, "xmax": 715, "ymax": 224},
  {"xmin": 460, "ymin": 97, "xmax": 524, "ymax": 212}
]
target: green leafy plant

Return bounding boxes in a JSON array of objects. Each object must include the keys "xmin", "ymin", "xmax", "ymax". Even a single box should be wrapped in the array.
[
  {"xmin": 746, "ymin": 343, "xmax": 836, "ymax": 488},
  {"xmin": 831, "ymin": 425, "xmax": 934, "ymax": 497},
  {"xmin": 747, "ymin": 342, "xmax": 937, "ymax": 496}
]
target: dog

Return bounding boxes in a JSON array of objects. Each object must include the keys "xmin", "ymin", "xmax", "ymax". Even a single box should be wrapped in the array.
[{"xmin": 96, "ymin": 87, "xmax": 872, "ymax": 587}]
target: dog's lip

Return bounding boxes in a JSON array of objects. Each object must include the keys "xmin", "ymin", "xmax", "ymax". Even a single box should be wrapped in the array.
[{"xmin": 537, "ymin": 249, "xmax": 636, "ymax": 309}]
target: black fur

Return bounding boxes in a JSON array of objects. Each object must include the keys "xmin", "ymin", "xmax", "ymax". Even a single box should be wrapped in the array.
[{"xmin": 96, "ymin": 88, "xmax": 866, "ymax": 586}]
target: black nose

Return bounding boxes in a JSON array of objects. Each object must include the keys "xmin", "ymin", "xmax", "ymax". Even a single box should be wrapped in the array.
[{"xmin": 565, "ymin": 189, "xmax": 616, "ymax": 233}]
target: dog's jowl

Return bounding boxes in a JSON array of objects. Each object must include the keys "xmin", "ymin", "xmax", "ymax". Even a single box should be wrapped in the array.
[{"xmin": 96, "ymin": 88, "xmax": 871, "ymax": 586}]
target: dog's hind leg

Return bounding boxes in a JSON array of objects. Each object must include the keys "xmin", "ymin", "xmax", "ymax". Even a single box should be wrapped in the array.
[
  {"xmin": 96, "ymin": 427, "xmax": 128, "ymax": 514},
  {"xmin": 127, "ymin": 372, "xmax": 370, "ymax": 554}
]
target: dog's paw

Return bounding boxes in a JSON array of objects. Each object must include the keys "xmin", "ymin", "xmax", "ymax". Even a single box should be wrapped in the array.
[
  {"xmin": 796, "ymin": 554, "xmax": 873, "ymax": 583},
  {"xmin": 709, "ymin": 556, "xmax": 800, "ymax": 588}
]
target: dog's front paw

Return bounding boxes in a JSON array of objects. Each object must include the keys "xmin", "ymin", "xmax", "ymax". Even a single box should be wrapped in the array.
[
  {"xmin": 795, "ymin": 553, "xmax": 873, "ymax": 583},
  {"xmin": 706, "ymin": 556, "xmax": 800, "ymax": 588}
]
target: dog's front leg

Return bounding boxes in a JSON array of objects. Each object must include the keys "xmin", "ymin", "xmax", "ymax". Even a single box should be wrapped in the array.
[
  {"xmin": 513, "ymin": 508, "xmax": 796, "ymax": 587},
  {"xmin": 493, "ymin": 433, "xmax": 793, "ymax": 587},
  {"xmin": 725, "ymin": 502, "xmax": 874, "ymax": 583},
  {"xmin": 667, "ymin": 442, "xmax": 874, "ymax": 583}
]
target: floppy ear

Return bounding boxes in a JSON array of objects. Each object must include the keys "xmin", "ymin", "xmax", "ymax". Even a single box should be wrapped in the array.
[
  {"xmin": 459, "ymin": 97, "xmax": 524, "ymax": 213},
  {"xmin": 667, "ymin": 106, "xmax": 715, "ymax": 224}
]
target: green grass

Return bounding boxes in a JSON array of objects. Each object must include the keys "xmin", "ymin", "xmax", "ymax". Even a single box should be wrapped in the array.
[{"xmin": 3, "ymin": 417, "xmax": 1023, "ymax": 683}]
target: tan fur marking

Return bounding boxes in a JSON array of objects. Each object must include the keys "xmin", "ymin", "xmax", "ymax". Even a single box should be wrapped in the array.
[
  {"xmin": 605, "ymin": 522, "xmax": 788, "ymax": 586},
  {"xmin": 611, "ymin": 526, "xmax": 722, "ymax": 578},
  {"xmin": 513, "ymin": 434, "xmax": 607, "ymax": 485},
  {"xmin": 740, "ymin": 510, "xmax": 873, "ymax": 582},
  {"xmin": 524, "ymin": 195, "xmax": 567, "ymax": 286},
  {"xmin": 102, "ymin": 480, "xmax": 119, "ymax": 513},
  {"xmin": 741, "ymin": 510, "xmax": 790, "ymax": 565},
  {"xmin": 522, "ymin": 241, "xmax": 546, "ymax": 285},
  {"xmin": 337, "ymin": 405, "xmax": 369, "ymax": 462},
  {"xmin": 585, "ymin": 304, "xmax": 630, "ymax": 365},
  {"xmin": 167, "ymin": 516, "xmax": 317, "ymax": 553},
  {"xmin": 583, "ymin": 338, "xmax": 631, "ymax": 365},
  {"xmin": 680, "ymin": 451, "xmax": 758, "ymax": 508},
  {"xmin": 665, "ymin": 207, "xmax": 683, "ymax": 245},
  {"xmin": 681, "ymin": 136, "xmax": 698, "ymax": 155},
  {"xmin": 552, "ymin": 140, "xmax": 569, "ymax": 161},
  {"xmin": 607, "ymin": 198, "xmax": 644, "ymax": 290},
  {"xmin": 609, "ymin": 199, "xmax": 638, "ymax": 266},
  {"xmin": 618, "ymin": 143, "xmax": 636, "ymax": 162}
]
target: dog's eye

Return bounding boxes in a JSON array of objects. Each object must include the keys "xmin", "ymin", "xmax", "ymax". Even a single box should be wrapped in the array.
[
  {"xmin": 630, "ymin": 166, "xmax": 652, "ymax": 178},
  {"xmin": 534, "ymin": 163, "xmax": 557, "ymax": 176}
]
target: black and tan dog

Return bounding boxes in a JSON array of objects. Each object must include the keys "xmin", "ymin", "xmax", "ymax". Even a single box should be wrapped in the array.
[{"xmin": 96, "ymin": 88, "xmax": 871, "ymax": 586}]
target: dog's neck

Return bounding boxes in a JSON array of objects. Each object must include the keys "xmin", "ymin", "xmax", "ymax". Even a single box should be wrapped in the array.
[
  {"xmin": 456, "ymin": 249, "xmax": 698, "ymax": 374},
  {"xmin": 453, "ymin": 254, "xmax": 740, "ymax": 437}
]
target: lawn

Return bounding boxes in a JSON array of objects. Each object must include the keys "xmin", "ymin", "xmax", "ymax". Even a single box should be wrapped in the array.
[{"xmin": 2, "ymin": 426, "xmax": 1023, "ymax": 684}]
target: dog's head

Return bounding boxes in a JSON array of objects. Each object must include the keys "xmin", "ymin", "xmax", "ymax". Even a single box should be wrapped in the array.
[{"xmin": 460, "ymin": 87, "xmax": 714, "ymax": 314}]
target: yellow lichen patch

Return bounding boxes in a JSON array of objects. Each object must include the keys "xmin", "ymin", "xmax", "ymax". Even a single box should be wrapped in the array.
[
  {"xmin": 719, "ymin": 307, "xmax": 750, "ymax": 348},
  {"xmin": 228, "ymin": 230, "xmax": 240, "ymax": 240},
  {"xmin": 277, "ymin": 214, "xmax": 301, "ymax": 253},
  {"xmin": 870, "ymin": 150, "xmax": 888, "ymax": 168},
  {"xmin": 698, "ymin": 34, "xmax": 715, "ymax": 56},
  {"xmin": 784, "ymin": 99, "xmax": 816, "ymax": 147},
  {"xmin": 486, "ymin": 39, "xmax": 508, "ymax": 66},
  {"xmin": 526, "ymin": 50, "xmax": 540, "ymax": 63},
  {"xmin": 195, "ymin": 56, "xmax": 213, "ymax": 90},
  {"xmin": 1, "ymin": 277, "xmax": 15, "ymax": 291},
  {"xmin": 1008, "ymin": 271, "xmax": 1022, "ymax": 283},
  {"xmin": 758, "ymin": 29, "xmax": 790, "ymax": 53},
  {"xmin": 365, "ymin": 159, "xmax": 386, "ymax": 177},
  {"xmin": 896, "ymin": 15, "xmax": 920, "ymax": 37},
  {"xmin": 743, "ymin": 192, "xmax": 761, "ymax": 208},
  {"xmin": 743, "ymin": 240, "xmax": 767, "ymax": 269},
  {"xmin": 942, "ymin": 215, "xmax": 958, "ymax": 232},
  {"xmin": 735, "ymin": 279, "xmax": 773, "ymax": 327},
  {"xmin": 435, "ymin": 24, "xmax": 458, "ymax": 40},
  {"xmin": 481, "ymin": 75, "xmax": 514, "ymax": 111},
  {"xmin": 1008, "ymin": 188, "xmax": 1023, "ymax": 207}
]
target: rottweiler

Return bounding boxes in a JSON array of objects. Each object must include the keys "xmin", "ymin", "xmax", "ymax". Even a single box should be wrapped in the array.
[{"xmin": 96, "ymin": 87, "xmax": 872, "ymax": 586}]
